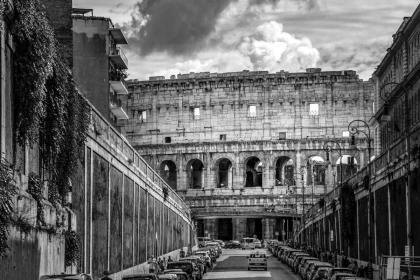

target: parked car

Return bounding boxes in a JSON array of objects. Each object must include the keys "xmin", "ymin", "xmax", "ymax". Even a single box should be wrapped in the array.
[
  {"xmin": 296, "ymin": 257, "xmax": 318, "ymax": 274},
  {"xmin": 306, "ymin": 262, "xmax": 332, "ymax": 280},
  {"xmin": 197, "ymin": 237, "xmax": 211, "ymax": 248},
  {"xmin": 327, "ymin": 268, "xmax": 354, "ymax": 280},
  {"xmin": 213, "ymin": 239, "xmax": 225, "ymax": 248},
  {"xmin": 330, "ymin": 273, "xmax": 356, "ymax": 280},
  {"xmin": 180, "ymin": 256, "xmax": 205, "ymax": 278},
  {"xmin": 166, "ymin": 261, "xmax": 200, "ymax": 280},
  {"xmin": 254, "ymin": 239, "xmax": 263, "ymax": 248},
  {"xmin": 240, "ymin": 237, "xmax": 257, "ymax": 250},
  {"xmin": 312, "ymin": 267, "xmax": 333, "ymax": 280},
  {"xmin": 205, "ymin": 242, "xmax": 222, "ymax": 256},
  {"xmin": 293, "ymin": 255, "xmax": 313, "ymax": 273},
  {"xmin": 40, "ymin": 274, "xmax": 92, "ymax": 280},
  {"xmin": 300, "ymin": 259, "xmax": 320, "ymax": 279},
  {"xmin": 122, "ymin": 273, "xmax": 159, "ymax": 280},
  {"xmin": 193, "ymin": 251, "xmax": 212, "ymax": 268},
  {"xmin": 163, "ymin": 270, "xmax": 189, "ymax": 280},
  {"xmin": 225, "ymin": 240, "xmax": 241, "ymax": 249}
]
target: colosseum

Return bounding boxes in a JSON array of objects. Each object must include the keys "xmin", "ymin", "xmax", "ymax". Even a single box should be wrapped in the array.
[{"xmin": 121, "ymin": 68, "xmax": 374, "ymax": 242}]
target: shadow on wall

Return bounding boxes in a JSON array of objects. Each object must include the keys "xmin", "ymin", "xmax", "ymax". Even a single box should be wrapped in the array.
[{"xmin": 1, "ymin": 227, "xmax": 42, "ymax": 280}]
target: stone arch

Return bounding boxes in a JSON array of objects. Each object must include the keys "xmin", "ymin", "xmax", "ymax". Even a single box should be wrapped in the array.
[
  {"xmin": 186, "ymin": 159, "xmax": 204, "ymax": 189},
  {"xmin": 215, "ymin": 158, "xmax": 233, "ymax": 188},
  {"xmin": 274, "ymin": 156, "xmax": 295, "ymax": 186},
  {"xmin": 307, "ymin": 155, "xmax": 326, "ymax": 185},
  {"xmin": 244, "ymin": 156, "xmax": 263, "ymax": 187},
  {"xmin": 336, "ymin": 155, "xmax": 358, "ymax": 183},
  {"xmin": 159, "ymin": 160, "xmax": 177, "ymax": 190}
]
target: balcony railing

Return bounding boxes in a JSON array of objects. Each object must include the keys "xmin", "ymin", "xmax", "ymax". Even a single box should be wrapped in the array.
[
  {"xmin": 110, "ymin": 96, "xmax": 128, "ymax": 120},
  {"xmin": 110, "ymin": 47, "xmax": 128, "ymax": 69}
]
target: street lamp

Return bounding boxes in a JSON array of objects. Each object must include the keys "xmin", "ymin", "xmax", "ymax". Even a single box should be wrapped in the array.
[
  {"xmin": 379, "ymin": 82, "xmax": 413, "ymax": 280},
  {"xmin": 323, "ymin": 140, "xmax": 343, "ymax": 193},
  {"xmin": 348, "ymin": 119, "xmax": 372, "ymax": 278}
]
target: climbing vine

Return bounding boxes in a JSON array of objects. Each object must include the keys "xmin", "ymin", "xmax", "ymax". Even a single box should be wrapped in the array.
[
  {"xmin": 64, "ymin": 230, "xmax": 81, "ymax": 267},
  {"xmin": 12, "ymin": 0, "xmax": 56, "ymax": 147},
  {"xmin": 27, "ymin": 172, "xmax": 45, "ymax": 227},
  {"xmin": 0, "ymin": 158, "xmax": 16, "ymax": 257},
  {"xmin": 11, "ymin": 0, "xmax": 91, "ymax": 205}
]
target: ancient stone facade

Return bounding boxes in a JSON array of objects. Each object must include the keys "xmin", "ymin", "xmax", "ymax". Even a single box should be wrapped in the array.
[{"xmin": 122, "ymin": 68, "xmax": 374, "ymax": 241}]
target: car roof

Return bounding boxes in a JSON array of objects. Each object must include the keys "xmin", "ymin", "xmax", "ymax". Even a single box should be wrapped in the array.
[{"xmin": 334, "ymin": 273, "xmax": 355, "ymax": 276}]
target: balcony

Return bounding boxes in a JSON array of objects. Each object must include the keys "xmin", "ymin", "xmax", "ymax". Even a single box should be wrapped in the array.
[
  {"xmin": 110, "ymin": 80, "xmax": 128, "ymax": 95},
  {"xmin": 109, "ymin": 28, "xmax": 128, "ymax": 45},
  {"xmin": 110, "ymin": 47, "xmax": 128, "ymax": 69},
  {"xmin": 110, "ymin": 97, "xmax": 129, "ymax": 120}
]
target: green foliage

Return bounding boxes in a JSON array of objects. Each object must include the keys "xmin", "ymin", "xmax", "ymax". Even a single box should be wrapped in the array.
[
  {"xmin": 11, "ymin": 0, "xmax": 91, "ymax": 205},
  {"xmin": 340, "ymin": 183, "xmax": 356, "ymax": 245},
  {"xmin": 27, "ymin": 172, "xmax": 45, "ymax": 227},
  {"xmin": 64, "ymin": 230, "xmax": 80, "ymax": 267},
  {"xmin": 12, "ymin": 216, "xmax": 32, "ymax": 235},
  {"xmin": 0, "ymin": 158, "xmax": 16, "ymax": 257},
  {"xmin": 12, "ymin": 0, "xmax": 56, "ymax": 147}
]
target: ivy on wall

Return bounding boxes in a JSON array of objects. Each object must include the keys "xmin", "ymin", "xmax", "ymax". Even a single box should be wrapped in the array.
[
  {"xmin": 11, "ymin": 0, "xmax": 91, "ymax": 205},
  {"xmin": 64, "ymin": 230, "xmax": 80, "ymax": 267},
  {"xmin": 28, "ymin": 172, "xmax": 45, "ymax": 227},
  {"xmin": 0, "ymin": 159, "xmax": 16, "ymax": 257}
]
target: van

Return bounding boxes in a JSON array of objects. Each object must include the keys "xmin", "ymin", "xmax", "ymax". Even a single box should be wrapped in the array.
[{"xmin": 240, "ymin": 237, "xmax": 256, "ymax": 250}]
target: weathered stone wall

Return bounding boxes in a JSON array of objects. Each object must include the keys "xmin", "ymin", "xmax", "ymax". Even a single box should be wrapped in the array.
[{"xmin": 123, "ymin": 69, "xmax": 373, "ymax": 145}]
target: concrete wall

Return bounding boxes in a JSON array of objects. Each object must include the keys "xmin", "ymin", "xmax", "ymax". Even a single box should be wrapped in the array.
[
  {"xmin": 72, "ymin": 106, "xmax": 193, "ymax": 279},
  {"xmin": 72, "ymin": 17, "xmax": 111, "ymax": 122}
]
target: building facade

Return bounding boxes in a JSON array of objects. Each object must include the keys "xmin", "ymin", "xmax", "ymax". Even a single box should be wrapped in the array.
[
  {"xmin": 122, "ymin": 68, "xmax": 374, "ymax": 241},
  {"xmin": 72, "ymin": 9, "xmax": 129, "ymax": 128},
  {"xmin": 299, "ymin": 3, "xmax": 420, "ymax": 272}
]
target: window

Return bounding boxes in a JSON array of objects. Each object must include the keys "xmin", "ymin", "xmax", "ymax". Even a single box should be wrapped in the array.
[
  {"xmin": 139, "ymin": 110, "xmax": 147, "ymax": 122},
  {"xmin": 342, "ymin": 131, "xmax": 350, "ymax": 138},
  {"xmin": 193, "ymin": 107, "xmax": 200, "ymax": 119},
  {"xmin": 164, "ymin": 137, "xmax": 171, "ymax": 143},
  {"xmin": 309, "ymin": 103, "xmax": 319, "ymax": 116},
  {"xmin": 278, "ymin": 132, "xmax": 286, "ymax": 140},
  {"xmin": 220, "ymin": 134, "xmax": 226, "ymax": 141},
  {"xmin": 249, "ymin": 105, "xmax": 257, "ymax": 117}
]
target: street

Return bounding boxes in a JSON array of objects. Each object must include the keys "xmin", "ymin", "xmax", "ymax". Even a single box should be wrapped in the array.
[{"xmin": 203, "ymin": 249, "xmax": 300, "ymax": 280}]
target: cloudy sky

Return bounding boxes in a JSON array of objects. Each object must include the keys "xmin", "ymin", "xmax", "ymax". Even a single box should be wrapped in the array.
[{"xmin": 74, "ymin": 0, "xmax": 418, "ymax": 81}]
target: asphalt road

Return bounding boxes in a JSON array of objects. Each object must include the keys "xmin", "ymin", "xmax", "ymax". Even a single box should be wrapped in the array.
[{"xmin": 203, "ymin": 249, "xmax": 301, "ymax": 280}]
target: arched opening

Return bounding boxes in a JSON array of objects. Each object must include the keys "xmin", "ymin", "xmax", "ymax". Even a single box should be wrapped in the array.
[
  {"xmin": 216, "ymin": 158, "xmax": 233, "ymax": 188},
  {"xmin": 187, "ymin": 159, "xmax": 204, "ymax": 189},
  {"xmin": 336, "ymin": 155, "xmax": 358, "ymax": 183},
  {"xmin": 245, "ymin": 157, "xmax": 263, "ymax": 187},
  {"xmin": 159, "ymin": 160, "xmax": 177, "ymax": 190},
  {"xmin": 275, "ymin": 157, "xmax": 295, "ymax": 186},
  {"xmin": 307, "ymin": 156, "xmax": 326, "ymax": 185}
]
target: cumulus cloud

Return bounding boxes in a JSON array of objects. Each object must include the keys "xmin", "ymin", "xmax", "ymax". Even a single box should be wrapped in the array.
[
  {"xmin": 123, "ymin": 0, "xmax": 232, "ymax": 55},
  {"xmin": 238, "ymin": 21, "xmax": 319, "ymax": 72}
]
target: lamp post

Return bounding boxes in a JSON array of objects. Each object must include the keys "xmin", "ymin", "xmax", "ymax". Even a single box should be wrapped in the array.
[
  {"xmin": 348, "ymin": 119, "xmax": 372, "ymax": 278},
  {"xmin": 379, "ymin": 82, "xmax": 413, "ymax": 280}
]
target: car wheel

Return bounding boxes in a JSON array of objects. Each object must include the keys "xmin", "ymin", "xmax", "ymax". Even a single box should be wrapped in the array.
[{"xmin": 248, "ymin": 267, "xmax": 250, "ymax": 271}]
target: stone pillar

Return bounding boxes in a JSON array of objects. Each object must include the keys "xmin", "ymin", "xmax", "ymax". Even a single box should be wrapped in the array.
[
  {"xmin": 262, "ymin": 218, "xmax": 274, "ymax": 240},
  {"xmin": 232, "ymin": 217, "xmax": 247, "ymax": 240},
  {"xmin": 204, "ymin": 219, "xmax": 218, "ymax": 239}
]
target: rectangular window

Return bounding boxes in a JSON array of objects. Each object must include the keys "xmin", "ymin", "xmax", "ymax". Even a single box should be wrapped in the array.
[
  {"xmin": 139, "ymin": 110, "xmax": 147, "ymax": 121},
  {"xmin": 164, "ymin": 137, "xmax": 171, "ymax": 143},
  {"xmin": 342, "ymin": 131, "xmax": 350, "ymax": 138},
  {"xmin": 249, "ymin": 105, "xmax": 257, "ymax": 117},
  {"xmin": 193, "ymin": 107, "xmax": 200, "ymax": 119},
  {"xmin": 278, "ymin": 132, "xmax": 286, "ymax": 140},
  {"xmin": 220, "ymin": 134, "xmax": 226, "ymax": 141},
  {"xmin": 309, "ymin": 103, "xmax": 319, "ymax": 116}
]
